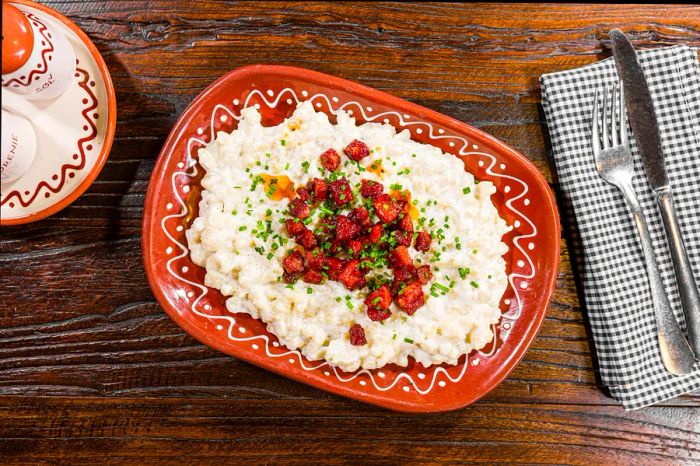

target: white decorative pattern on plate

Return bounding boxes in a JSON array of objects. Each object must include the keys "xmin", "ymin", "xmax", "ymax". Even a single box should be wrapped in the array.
[
  {"xmin": 1, "ymin": 12, "xmax": 53, "ymax": 88},
  {"xmin": 1, "ymin": 63, "xmax": 99, "ymax": 209},
  {"xmin": 159, "ymin": 88, "xmax": 537, "ymax": 394}
]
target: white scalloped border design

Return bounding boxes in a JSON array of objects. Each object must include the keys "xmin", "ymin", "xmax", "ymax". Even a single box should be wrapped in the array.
[{"xmin": 158, "ymin": 87, "xmax": 537, "ymax": 395}]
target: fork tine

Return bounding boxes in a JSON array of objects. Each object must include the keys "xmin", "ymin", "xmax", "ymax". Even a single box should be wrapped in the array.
[
  {"xmin": 611, "ymin": 84, "xmax": 619, "ymax": 147},
  {"xmin": 601, "ymin": 87, "xmax": 609, "ymax": 149},
  {"xmin": 619, "ymin": 84, "xmax": 628, "ymax": 145},
  {"xmin": 591, "ymin": 89, "xmax": 600, "ymax": 156}
]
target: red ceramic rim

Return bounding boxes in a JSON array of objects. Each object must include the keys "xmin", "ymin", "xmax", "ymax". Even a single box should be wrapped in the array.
[
  {"xmin": 1, "ymin": 0, "xmax": 117, "ymax": 226},
  {"xmin": 143, "ymin": 65, "xmax": 560, "ymax": 412}
]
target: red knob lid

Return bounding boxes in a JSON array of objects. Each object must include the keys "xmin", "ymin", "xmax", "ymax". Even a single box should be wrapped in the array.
[{"xmin": 2, "ymin": 2, "xmax": 34, "ymax": 74}]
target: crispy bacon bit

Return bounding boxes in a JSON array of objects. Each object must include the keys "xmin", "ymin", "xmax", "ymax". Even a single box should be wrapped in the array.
[
  {"xmin": 360, "ymin": 179, "xmax": 383, "ymax": 199},
  {"xmin": 373, "ymin": 194, "xmax": 400, "ymax": 223},
  {"xmin": 282, "ymin": 271, "xmax": 300, "ymax": 284},
  {"xmin": 319, "ymin": 215, "xmax": 336, "ymax": 235},
  {"xmin": 347, "ymin": 239, "xmax": 363, "ymax": 256},
  {"xmin": 390, "ymin": 245, "xmax": 413, "ymax": 269},
  {"xmin": 356, "ymin": 235, "xmax": 371, "ymax": 247},
  {"xmin": 335, "ymin": 215, "xmax": 361, "ymax": 241},
  {"xmin": 311, "ymin": 178, "xmax": 328, "ymax": 200},
  {"xmin": 348, "ymin": 206, "xmax": 370, "ymax": 227},
  {"xmin": 305, "ymin": 249, "xmax": 328, "ymax": 271},
  {"xmin": 296, "ymin": 187, "xmax": 311, "ymax": 202},
  {"xmin": 285, "ymin": 219, "xmax": 305, "ymax": 236},
  {"xmin": 394, "ymin": 230, "xmax": 412, "ymax": 247},
  {"xmin": 414, "ymin": 231, "xmax": 432, "ymax": 252},
  {"xmin": 297, "ymin": 229, "xmax": 317, "ymax": 249},
  {"xmin": 303, "ymin": 269, "xmax": 324, "ymax": 284},
  {"xmin": 415, "ymin": 265, "xmax": 432, "ymax": 284},
  {"xmin": 326, "ymin": 257, "xmax": 345, "ymax": 280},
  {"xmin": 282, "ymin": 250, "xmax": 305, "ymax": 275},
  {"xmin": 329, "ymin": 178, "xmax": 354, "ymax": 206},
  {"xmin": 349, "ymin": 323, "xmax": 367, "ymax": 346},
  {"xmin": 343, "ymin": 139, "xmax": 370, "ymax": 162},
  {"xmin": 319, "ymin": 148, "xmax": 341, "ymax": 171},
  {"xmin": 398, "ymin": 213, "xmax": 413, "ymax": 233},
  {"xmin": 365, "ymin": 285, "xmax": 392, "ymax": 321},
  {"xmin": 328, "ymin": 239, "xmax": 343, "ymax": 255},
  {"xmin": 367, "ymin": 307, "xmax": 391, "ymax": 322},
  {"xmin": 365, "ymin": 285, "xmax": 392, "ymax": 309},
  {"xmin": 395, "ymin": 281, "xmax": 425, "ymax": 315},
  {"xmin": 369, "ymin": 223, "xmax": 383, "ymax": 243},
  {"xmin": 288, "ymin": 197, "xmax": 310, "ymax": 219},
  {"xmin": 338, "ymin": 259, "xmax": 365, "ymax": 290},
  {"xmin": 393, "ymin": 266, "xmax": 414, "ymax": 283}
]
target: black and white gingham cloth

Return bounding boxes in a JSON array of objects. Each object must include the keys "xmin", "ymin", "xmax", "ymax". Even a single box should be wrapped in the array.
[{"xmin": 540, "ymin": 45, "xmax": 700, "ymax": 409}]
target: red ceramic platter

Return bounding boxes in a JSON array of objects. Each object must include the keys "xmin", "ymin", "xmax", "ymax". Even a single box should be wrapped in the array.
[{"xmin": 142, "ymin": 65, "xmax": 560, "ymax": 412}]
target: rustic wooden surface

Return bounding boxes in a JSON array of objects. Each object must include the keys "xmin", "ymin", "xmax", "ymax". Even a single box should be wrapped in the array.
[{"xmin": 1, "ymin": 2, "xmax": 699, "ymax": 464}]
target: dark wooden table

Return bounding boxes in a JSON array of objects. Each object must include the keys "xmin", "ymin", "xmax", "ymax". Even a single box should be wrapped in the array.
[{"xmin": 2, "ymin": 2, "xmax": 699, "ymax": 464}]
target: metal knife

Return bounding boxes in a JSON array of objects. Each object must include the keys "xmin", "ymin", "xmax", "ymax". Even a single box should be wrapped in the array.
[{"xmin": 610, "ymin": 29, "xmax": 700, "ymax": 359}]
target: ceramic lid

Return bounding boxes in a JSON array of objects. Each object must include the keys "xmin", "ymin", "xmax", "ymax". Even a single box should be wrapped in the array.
[{"xmin": 2, "ymin": 2, "xmax": 34, "ymax": 74}]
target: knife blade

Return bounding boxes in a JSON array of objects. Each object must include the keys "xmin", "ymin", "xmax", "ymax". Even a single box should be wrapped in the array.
[
  {"xmin": 609, "ymin": 29, "xmax": 668, "ymax": 191},
  {"xmin": 610, "ymin": 28, "xmax": 700, "ymax": 359}
]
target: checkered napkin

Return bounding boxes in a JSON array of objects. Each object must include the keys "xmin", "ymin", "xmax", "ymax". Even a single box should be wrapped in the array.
[{"xmin": 540, "ymin": 45, "xmax": 700, "ymax": 409}]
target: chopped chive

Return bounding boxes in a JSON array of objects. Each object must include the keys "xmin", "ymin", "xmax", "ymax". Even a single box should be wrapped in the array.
[
  {"xmin": 280, "ymin": 139, "xmax": 286, "ymax": 146},
  {"xmin": 404, "ymin": 338, "xmax": 414, "ymax": 344},
  {"xmin": 238, "ymin": 226, "xmax": 247, "ymax": 231},
  {"xmin": 462, "ymin": 186, "xmax": 471, "ymax": 195},
  {"xmin": 319, "ymin": 205, "xmax": 334, "ymax": 215},
  {"xmin": 434, "ymin": 282, "xmax": 449, "ymax": 293},
  {"xmin": 307, "ymin": 287, "xmax": 313, "ymax": 294},
  {"xmin": 470, "ymin": 281, "xmax": 479, "ymax": 288}
]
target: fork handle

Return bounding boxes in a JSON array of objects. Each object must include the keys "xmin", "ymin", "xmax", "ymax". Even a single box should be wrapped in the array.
[
  {"xmin": 656, "ymin": 189, "xmax": 700, "ymax": 358},
  {"xmin": 618, "ymin": 182, "xmax": 696, "ymax": 374}
]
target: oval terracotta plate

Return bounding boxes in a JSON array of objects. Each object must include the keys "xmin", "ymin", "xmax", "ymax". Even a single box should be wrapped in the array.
[
  {"xmin": 1, "ymin": 0, "xmax": 116, "ymax": 225},
  {"xmin": 143, "ymin": 65, "xmax": 560, "ymax": 412}
]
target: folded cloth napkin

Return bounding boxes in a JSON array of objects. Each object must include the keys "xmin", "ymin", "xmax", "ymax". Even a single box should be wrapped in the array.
[{"xmin": 540, "ymin": 45, "xmax": 700, "ymax": 409}]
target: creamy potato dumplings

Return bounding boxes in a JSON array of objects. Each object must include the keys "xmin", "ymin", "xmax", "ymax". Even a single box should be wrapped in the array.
[{"xmin": 186, "ymin": 102, "xmax": 510, "ymax": 372}]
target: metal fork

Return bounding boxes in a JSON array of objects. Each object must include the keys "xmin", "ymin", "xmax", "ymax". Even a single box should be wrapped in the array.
[{"xmin": 592, "ymin": 84, "xmax": 695, "ymax": 375}]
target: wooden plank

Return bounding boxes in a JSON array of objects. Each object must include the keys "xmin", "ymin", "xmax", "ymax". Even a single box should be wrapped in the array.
[{"xmin": 0, "ymin": 397, "xmax": 697, "ymax": 464}]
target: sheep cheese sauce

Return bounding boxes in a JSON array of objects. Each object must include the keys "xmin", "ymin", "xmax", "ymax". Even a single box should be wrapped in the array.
[{"xmin": 187, "ymin": 101, "xmax": 511, "ymax": 372}]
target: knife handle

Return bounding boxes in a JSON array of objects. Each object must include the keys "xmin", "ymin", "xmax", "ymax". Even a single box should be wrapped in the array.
[
  {"xmin": 656, "ymin": 189, "xmax": 700, "ymax": 358},
  {"xmin": 618, "ymin": 182, "xmax": 695, "ymax": 374}
]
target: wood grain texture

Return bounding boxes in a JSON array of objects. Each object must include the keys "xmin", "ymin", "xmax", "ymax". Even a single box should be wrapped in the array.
[{"xmin": 1, "ymin": 2, "xmax": 698, "ymax": 464}]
